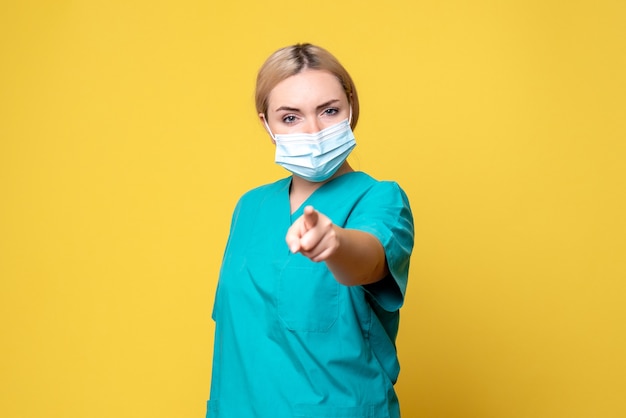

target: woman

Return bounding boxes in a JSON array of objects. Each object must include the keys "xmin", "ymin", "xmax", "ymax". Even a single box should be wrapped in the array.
[{"xmin": 207, "ymin": 43, "xmax": 414, "ymax": 418}]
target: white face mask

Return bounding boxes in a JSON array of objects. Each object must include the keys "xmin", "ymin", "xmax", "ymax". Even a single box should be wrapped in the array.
[{"xmin": 264, "ymin": 114, "xmax": 356, "ymax": 182}]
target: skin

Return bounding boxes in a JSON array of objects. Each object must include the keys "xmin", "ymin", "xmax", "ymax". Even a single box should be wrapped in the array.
[{"xmin": 259, "ymin": 69, "xmax": 389, "ymax": 286}]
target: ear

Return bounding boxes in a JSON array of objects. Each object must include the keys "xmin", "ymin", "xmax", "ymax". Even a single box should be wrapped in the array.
[{"xmin": 259, "ymin": 113, "xmax": 276, "ymax": 144}]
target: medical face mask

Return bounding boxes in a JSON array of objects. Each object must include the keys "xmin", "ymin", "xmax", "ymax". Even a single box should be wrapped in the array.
[{"xmin": 265, "ymin": 116, "xmax": 356, "ymax": 182}]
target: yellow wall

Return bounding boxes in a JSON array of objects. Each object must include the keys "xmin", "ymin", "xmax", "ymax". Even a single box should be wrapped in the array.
[{"xmin": 1, "ymin": 1, "xmax": 624, "ymax": 417}]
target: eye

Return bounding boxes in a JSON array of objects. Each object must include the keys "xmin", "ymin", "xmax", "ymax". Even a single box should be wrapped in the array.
[
  {"xmin": 282, "ymin": 114, "xmax": 298, "ymax": 124},
  {"xmin": 322, "ymin": 108, "xmax": 339, "ymax": 116}
]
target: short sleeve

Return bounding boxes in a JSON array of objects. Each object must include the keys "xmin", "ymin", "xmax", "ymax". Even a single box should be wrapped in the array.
[{"xmin": 345, "ymin": 181, "xmax": 414, "ymax": 312}]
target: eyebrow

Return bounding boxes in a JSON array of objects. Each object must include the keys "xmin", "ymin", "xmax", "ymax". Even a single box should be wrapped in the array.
[{"xmin": 274, "ymin": 99, "xmax": 341, "ymax": 113}]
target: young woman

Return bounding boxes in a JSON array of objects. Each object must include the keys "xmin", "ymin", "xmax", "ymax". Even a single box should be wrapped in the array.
[{"xmin": 207, "ymin": 43, "xmax": 414, "ymax": 418}]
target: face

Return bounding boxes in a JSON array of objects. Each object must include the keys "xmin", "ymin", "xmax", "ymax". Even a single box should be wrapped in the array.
[{"xmin": 261, "ymin": 69, "xmax": 350, "ymax": 138}]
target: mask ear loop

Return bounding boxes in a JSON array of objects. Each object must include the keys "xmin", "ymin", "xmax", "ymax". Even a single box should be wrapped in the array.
[
  {"xmin": 262, "ymin": 115, "xmax": 276, "ymax": 141},
  {"xmin": 348, "ymin": 106, "xmax": 353, "ymax": 127}
]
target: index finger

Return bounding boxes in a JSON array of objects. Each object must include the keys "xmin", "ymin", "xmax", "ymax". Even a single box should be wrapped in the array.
[{"xmin": 303, "ymin": 205, "xmax": 318, "ymax": 230}]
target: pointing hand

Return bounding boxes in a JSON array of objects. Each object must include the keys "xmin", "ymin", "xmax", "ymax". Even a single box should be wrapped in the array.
[{"xmin": 285, "ymin": 205, "xmax": 339, "ymax": 262}]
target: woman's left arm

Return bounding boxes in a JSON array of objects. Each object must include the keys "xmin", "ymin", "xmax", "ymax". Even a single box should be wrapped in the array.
[{"xmin": 285, "ymin": 205, "xmax": 389, "ymax": 286}]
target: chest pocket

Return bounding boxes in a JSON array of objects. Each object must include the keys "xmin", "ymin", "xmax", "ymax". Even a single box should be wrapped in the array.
[{"xmin": 277, "ymin": 255, "xmax": 339, "ymax": 332}]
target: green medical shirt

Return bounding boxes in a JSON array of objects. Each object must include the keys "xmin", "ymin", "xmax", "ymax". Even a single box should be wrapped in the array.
[{"xmin": 207, "ymin": 172, "xmax": 414, "ymax": 418}]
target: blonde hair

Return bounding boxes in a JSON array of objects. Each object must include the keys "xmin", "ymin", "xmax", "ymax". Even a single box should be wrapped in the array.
[{"xmin": 255, "ymin": 43, "xmax": 360, "ymax": 130}]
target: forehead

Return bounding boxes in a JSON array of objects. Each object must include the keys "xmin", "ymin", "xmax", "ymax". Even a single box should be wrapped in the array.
[{"xmin": 268, "ymin": 69, "xmax": 346, "ymax": 110}]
